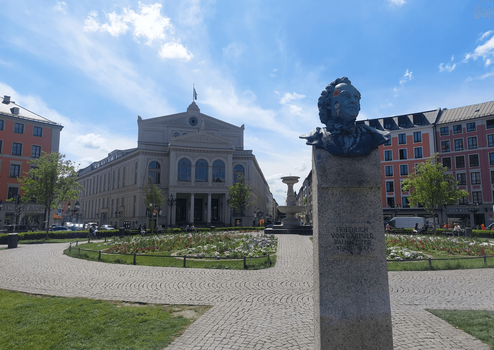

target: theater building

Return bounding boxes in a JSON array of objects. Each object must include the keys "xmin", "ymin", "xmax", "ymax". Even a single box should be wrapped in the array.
[{"xmin": 76, "ymin": 102, "xmax": 273, "ymax": 228}]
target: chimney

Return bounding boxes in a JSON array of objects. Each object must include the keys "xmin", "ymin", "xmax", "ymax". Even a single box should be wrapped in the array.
[
  {"xmin": 10, "ymin": 107, "xmax": 19, "ymax": 115},
  {"xmin": 2, "ymin": 95, "xmax": 11, "ymax": 104}
]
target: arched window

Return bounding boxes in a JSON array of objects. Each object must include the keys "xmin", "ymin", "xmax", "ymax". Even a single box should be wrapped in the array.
[
  {"xmin": 233, "ymin": 164, "xmax": 245, "ymax": 183},
  {"xmin": 148, "ymin": 161, "xmax": 161, "ymax": 184},
  {"xmin": 195, "ymin": 159, "xmax": 208, "ymax": 182},
  {"xmin": 178, "ymin": 158, "xmax": 191, "ymax": 181},
  {"xmin": 212, "ymin": 160, "xmax": 225, "ymax": 182}
]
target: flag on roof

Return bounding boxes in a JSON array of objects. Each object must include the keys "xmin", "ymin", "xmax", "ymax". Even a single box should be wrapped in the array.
[{"xmin": 193, "ymin": 87, "xmax": 198, "ymax": 100}]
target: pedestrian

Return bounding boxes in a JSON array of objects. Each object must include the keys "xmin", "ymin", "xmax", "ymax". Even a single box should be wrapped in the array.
[{"xmin": 158, "ymin": 224, "xmax": 163, "ymax": 234}]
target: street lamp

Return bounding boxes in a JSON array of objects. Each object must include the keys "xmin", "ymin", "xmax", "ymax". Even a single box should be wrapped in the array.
[{"xmin": 167, "ymin": 194, "xmax": 176, "ymax": 228}]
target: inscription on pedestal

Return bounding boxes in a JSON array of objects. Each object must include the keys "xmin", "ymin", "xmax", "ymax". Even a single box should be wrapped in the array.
[{"xmin": 330, "ymin": 225, "xmax": 376, "ymax": 254}]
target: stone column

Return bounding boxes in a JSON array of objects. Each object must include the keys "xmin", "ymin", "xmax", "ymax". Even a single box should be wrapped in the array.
[
  {"xmin": 207, "ymin": 193, "xmax": 212, "ymax": 226},
  {"xmin": 190, "ymin": 193, "xmax": 195, "ymax": 224},
  {"xmin": 313, "ymin": 147, "xmax": 393, "ymax": 350}
]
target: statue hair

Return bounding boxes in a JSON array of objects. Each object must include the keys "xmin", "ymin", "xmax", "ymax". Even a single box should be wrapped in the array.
[{"xmin": 318, "ymin": 77, "xmax": 359, "ymax": 125}]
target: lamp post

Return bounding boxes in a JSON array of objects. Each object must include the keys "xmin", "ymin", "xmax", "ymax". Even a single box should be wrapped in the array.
[
  {"xmin": 67, "ymin": 201, "xmax": 80, "ymax": 225},
  {"xmin": 468, "ymin": 202, "xmax": 480, "ymax": 228},
  {"xmin": 167, "ymin": 194, "xmax": 176, "ymax": 228}
]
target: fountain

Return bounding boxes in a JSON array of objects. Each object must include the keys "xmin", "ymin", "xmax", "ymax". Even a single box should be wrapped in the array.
[{"xmin": 266, "ymin": 176, "xmax": 313, "ymax": 235}]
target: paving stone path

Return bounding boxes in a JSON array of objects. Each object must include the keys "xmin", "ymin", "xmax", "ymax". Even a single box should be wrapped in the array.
[{"xmin": 0, "ymin": 234, "xmax": 493, "ymax": 349}]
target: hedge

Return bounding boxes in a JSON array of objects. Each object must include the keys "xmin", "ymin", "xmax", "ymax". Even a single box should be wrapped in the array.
[{"xmin": 0, "ymin": 226, "xmax": 265, "ymax": 244}]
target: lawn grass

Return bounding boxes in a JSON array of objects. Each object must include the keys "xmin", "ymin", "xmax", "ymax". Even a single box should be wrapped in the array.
[
  {"xmin": 427, "ymin": 309, "xmax": 494, "ymax": 349},
  {"xmin": 64, "ymin": 241, "xmax": 276, "ymax": 270},
  {"xmin": 0, "ymin": 289, "xmax": 211, "ymax": 350},
  {"xmin": 387, "ymin": 256, "xmax": 494, "ymax": 271}
]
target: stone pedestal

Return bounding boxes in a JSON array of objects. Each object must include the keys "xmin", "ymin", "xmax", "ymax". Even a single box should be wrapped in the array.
[{"xmin": 313, "ymin": 147, "xmax": 393, "ymax": 350}]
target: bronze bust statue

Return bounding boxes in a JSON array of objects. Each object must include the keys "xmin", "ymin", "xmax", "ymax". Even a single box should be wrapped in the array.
[{"xmin": 300, "ymin": 77, "xmax": 389, "ymax": 156}]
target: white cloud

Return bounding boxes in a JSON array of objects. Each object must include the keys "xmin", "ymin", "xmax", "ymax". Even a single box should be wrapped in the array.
[
  {"xmin": 388, "ymin": 0, "xmax": 406, "ymax": 6},
  {"xmin": 279, "ymin": 92, "xmax": 306, "ymax": 105},
  {"xmin": 222, "ymin": 42, "xmax": 245, "ymax": 61},
  {"xmin": 399, "ymin": 69, "xmax": 412, "ymax": 85},
  {"xmin": 53, "ymin": 1, "xmax": 67, "ymax": 14},
  {"xmin": 159, "ymin": 41, "xmax": 194, "ymax": 61},
  {"xmin": 464, "ymin": 31, "xmax": 494, "ymax": 66},
  {"xmin": 83, "ymin": 3, "xmax": 192, "ymax": 60},
  {"xmin": 439, "ymin": 62, "xmax": 456, "ymax": 72},
  {"xmin": 479, "ymin": 30, "xmax": 493, "ymax": 42},
  {"xmin": 72, "ymin": 133, "xmax": 110, "ymax": 152}
]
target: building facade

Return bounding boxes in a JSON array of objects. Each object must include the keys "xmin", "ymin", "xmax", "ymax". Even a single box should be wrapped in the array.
[
  {"xmin": 76, "ymin": 102, "xmax": 273, "ymax": 229},
  {"xmin": 0, "ymin": 95, "xmax": 63, "ymax": 228}
]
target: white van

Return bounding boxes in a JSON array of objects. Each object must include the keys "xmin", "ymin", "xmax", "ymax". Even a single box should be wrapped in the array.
[{"xmin": 389, "ymin": 217, "xmax": 425, "ymax": 229}]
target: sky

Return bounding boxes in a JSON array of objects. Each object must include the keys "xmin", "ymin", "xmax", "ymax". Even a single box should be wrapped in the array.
[{"xmin": 1, "ymin": 0, "xmax": 494, "ymax": 204}]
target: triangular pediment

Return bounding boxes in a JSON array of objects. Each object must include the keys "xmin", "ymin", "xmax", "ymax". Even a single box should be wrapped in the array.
[{"xmin": 169, "ymin": 130, "xmax": 234, "ymax": 149}]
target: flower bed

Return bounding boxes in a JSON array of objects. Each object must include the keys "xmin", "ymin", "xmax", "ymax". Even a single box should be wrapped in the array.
[
  {"xmin": 385, "ymin": 234, "xmax": 494, "ymax": 258},
  {"xmin": 103, "ymin": 231, "xmax": 277, "ymax": 258}
]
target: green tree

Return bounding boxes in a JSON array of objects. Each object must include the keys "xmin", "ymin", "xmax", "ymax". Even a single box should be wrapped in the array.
[
  {"xmin": 18, "ymin": 152, "xmax": 82, "ymax": 239},
  {"xmin": 143, "ymin": 176, "xmax": 165, "ymax": 233},
  {"xmin": 228, "ymin": 176, "xmax": 252, "ymax": 227},
  {"xmin": 401, "ymin": 153, "xmax": 469, "ymax": 230}
]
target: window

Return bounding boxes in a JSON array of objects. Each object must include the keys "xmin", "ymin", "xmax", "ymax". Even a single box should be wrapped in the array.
[
  {"xmin": 0, "ymin": 140, "xmax": 2, "ymax": 153},
  {"xmin": 454, "ymin": 139, "xmax": 464, "ymax": 151},
  {"xmin": 7, "ymin": 187, "xmax": 19, "ymax": 200},
  {"xmin": 384, "ymin": 150, "xmax": 392, "ymax": 161},
  {"xmin": 471, "ymin": 172, "xmax": 481, "ymax": 185},
  {"xmin": 33, "ymin": 126, "xmax": 42, "ymax": 137},
  {"xmin": 385, "ymin": 165, "xmax": 393, "ymax": 176},
  {"xmin": 467, "ymin": 122, "xmax": 476, "ymax": 132},
  {"xmin": 122, "ymin": 166, "xmax": 126, "ymax": 187},
  {"xmin": 442, "ymin": 157, "xmax": 452, "ymax": 169},
  {"xmin": 386, "ymin": 181, "xmax": 394, "ymax": 192},
  {"xmin": 14, "ymin": 123, "xmax": 24, "ymax": 134},
  {"xmin": 413, "ymin": 131, "xmax": 422, "ymax": 142},
  {"xmin": 468, "ymin": 137, "xmax": 478, "ymax": 149},
  {"xmin": 398, "ymin": 133, "xmax": 406, "ymax": 144},
  {"xmin": 233, "ymin": 164, "xmax": 245, "ymax": 183},
  {"xmin": 469, "ymin": 154, "xmax": 479, "ymax": 167},
  {"xmin": 491, "ymin": 171, "xmax": 494, "ymax": 184},
  {"xmin": 489, "ymin": 135, "xmax": 494, "ymax": 147},
  {"xmin": 9, "ymin": 164, "xmax": 20, "ymax": 177},
  {"xmin": 0, "ymin": 120, "xmax": 3, "ymax": 130},
  {"xmin": 455, "ymin": 156, "xmax": 465, "ymax": 168},
  {"xmin": 387, "ymin": 197, "xmax": 395, "ymax": 208},
  {"xmin": 117, "ymin": 169, "xmax": 120, "ymax": 188},
  {"xmin": 453, "ymin": 125, "xmax": 462, "ymax": 134},
  {"xmin": 490, "ymin": 153, "xmax": 494, "ymax": 165},
  {"xmin": 402, "ymin": 197, "xmax": 410, "ymax": 208},
  {"xmin": 212, "ymin": 160, "xmax": 225, "ymax": 182},
  {"xmin": 178, "ymin": 158, "xmax": 191, "ymax": 181},
  {"xmin": 148, "ymin": 161, "xmax": 161, "ymax": 184},
  {"xmin": 440, "ymin": 127, "xmax": 449, "ymax": 136},
  {"xmin": 399, "ymin": 149, "xmax": 407, "ymax": 159},
  {"xmin": 12, "ymin": 142, "xmax": 22, "ymax": 156},
  {"xmin": 472, "ymin": 191, "xmax": 482, "ymax": 204},
  {"xmin": 414, "ymin": 147, "xmax": 423, "ymax": 158},
  {"xmin": 459, "ymin": 196, "xmax": 468, "ymax": 205},
  {"xmin": 441, "ymin": 140, "xmax": 450, "ymax": 152},
  {"xmin": 457, "ymin": 173, "xmax": 466, "ymax": 185},
  {"xmin": 384, "ymin": 138, "xmax": 391, "ymax": 146},
  {"xmin": 195, "ymin": 159, "xmax": 208, "ymax": 182},
  {"xmin": 400, "ymin": 164, "xmax": 408, "ymax": 175},
  {"xmin": 31, "ymin": 145, "xmax": 41, "ymax": 158},
  {"xmin": 487, "ymin": 119, "xmax": 494, "ymax": 129}
]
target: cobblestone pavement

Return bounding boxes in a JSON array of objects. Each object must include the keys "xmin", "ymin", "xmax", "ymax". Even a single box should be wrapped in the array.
[{"xmin": 0, "ymin": 235, "xmax": 493, "ymax": 349}]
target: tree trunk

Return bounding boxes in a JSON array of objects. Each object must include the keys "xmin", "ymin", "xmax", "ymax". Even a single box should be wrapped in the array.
[{"xmin": 45, "ymin": 208, "xmax": 51, "ymax": 240}]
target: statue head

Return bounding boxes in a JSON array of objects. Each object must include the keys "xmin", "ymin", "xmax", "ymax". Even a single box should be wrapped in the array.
[{"xmin": 318, "ymin": 77, "xmax": 361, "ymax": 127}]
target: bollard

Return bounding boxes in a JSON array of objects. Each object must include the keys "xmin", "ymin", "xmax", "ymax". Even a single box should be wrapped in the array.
[
  {"xmin": 484, "ymin": 255, "xmax": 487, "ymax": 266},
  {"xmin": 78, "ymin": 247, "xmax": 81, "ymax": 256},
  {"xmin": 428, "ymin": 257, "xmax": 433, "ymax": 270},
  {"xmin": 243, "ymin": 256, "xmax": 247, "ymax": 269},
  {"xmin": 183, "ymin": 255, "xmax": 186, "ymax": 268},
  {"xmin": 133, "ymin": 253, "xmax": 136, "ymax": 265},
  {"xmin": 98, "ymin": 251, "xmax": 101, "ymax": 260},
  {"xmin": 76, "ymin": 240, "xmax": 78, "ymax": 246},
  {"xmin": 69, "ymin": 243, "xmax": 72, "ymax": 253}
]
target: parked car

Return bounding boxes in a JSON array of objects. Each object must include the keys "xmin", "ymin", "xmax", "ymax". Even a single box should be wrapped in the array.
[
  {"xmin": 100, "ymin": 225, "xmax": 116, "ymax": 230},
  {"xmin": 49, "ymin": 226, "xmax": 71, "ymax": 231},
  {"xmin": 0, "ymin": 225, "xmax": 29, "ymax": 233}
]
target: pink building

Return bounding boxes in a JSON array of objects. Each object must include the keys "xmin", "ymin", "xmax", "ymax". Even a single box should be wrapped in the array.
[{"xmin": 436, "ymin": 100, "xmax": 494, "ymax": 228}]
